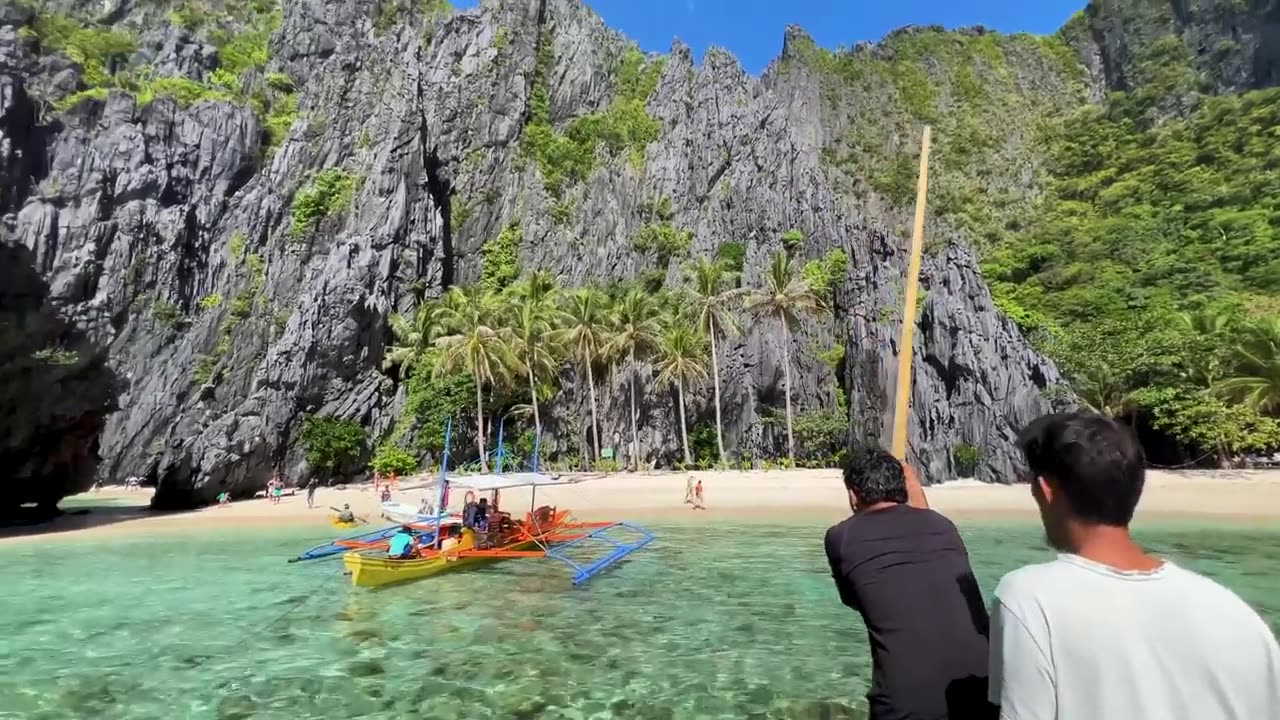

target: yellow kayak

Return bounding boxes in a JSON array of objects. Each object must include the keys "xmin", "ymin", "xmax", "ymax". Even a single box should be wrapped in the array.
[
  {"xmin": 331, "ymin": 519, "xmax": 359, "ymax": 529},
  {"xmin": 343, "ymin": 539, "xmax": 540, "ymax": 588}
]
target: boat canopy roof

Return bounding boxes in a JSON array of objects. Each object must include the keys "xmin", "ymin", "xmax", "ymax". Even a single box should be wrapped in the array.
[{"xmin": 418, "ymin": 472, "xmax": 573, "ymax": 492}]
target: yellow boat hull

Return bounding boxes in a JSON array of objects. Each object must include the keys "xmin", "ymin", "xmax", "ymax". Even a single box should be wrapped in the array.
[{"xmin": 342, "ymin": 540, "xmax": 539, "ymax": 588}]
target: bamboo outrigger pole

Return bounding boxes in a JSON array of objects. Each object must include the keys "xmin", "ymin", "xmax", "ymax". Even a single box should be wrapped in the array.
[{"xmin": 890, "ymin": 126, "xmax": 932, "ymax": 461}]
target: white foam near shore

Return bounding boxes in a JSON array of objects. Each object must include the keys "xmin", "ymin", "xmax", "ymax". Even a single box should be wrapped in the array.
[{"xmin": 5, "ymin": 468, "xmax": 1280, "ymax": 544}]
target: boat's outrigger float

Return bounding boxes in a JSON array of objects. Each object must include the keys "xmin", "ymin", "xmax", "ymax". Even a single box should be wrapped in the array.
[{"xmin": 292, "ymin": 418, "xmax": 655, "ymax": 587}]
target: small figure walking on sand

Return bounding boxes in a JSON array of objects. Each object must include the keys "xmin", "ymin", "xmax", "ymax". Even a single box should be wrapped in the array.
[
  {"xmin": 305, "ymin": 477, "xmax": 319, "ymax": 509},
  {"xmin": 693, "ymin": 479, "xmax": 705, "ymax": 510},
  {"xmin": 372, "ymin": 471, "xmax": 381, "ymax": 495},
  {"xmin": 217, "ymin": 491, "xmax": 231, "ymax": 507},
  {"xmin": 684, "ymin": 475, "xmax": 695, "ymax": 505},
  {"xmin": 270, "ymin": 471, "xmax": 285, "ymax": 504}
]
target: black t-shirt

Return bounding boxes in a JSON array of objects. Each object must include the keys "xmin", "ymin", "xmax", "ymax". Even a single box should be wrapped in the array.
[{"xmin": 824, "ymin": 504, "xmax": 995, "ymax": 720}]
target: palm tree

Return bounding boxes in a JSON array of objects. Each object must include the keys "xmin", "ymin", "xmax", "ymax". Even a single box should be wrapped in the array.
[
  {"xmin": 654, "ymin": 318, "xmax": 710, "ymax": 466},
  {"xmin": 505, "ymin": 272, "xmax": 565, "ymax": 446},
  {"xmin": 686, "ymin": 256, "xmax": 745, "ymax": 465},
  {"xmin": 1074, "ymin": 362, "xmax": 1131, "ymax": 418},
  {"xmin": 1215, "ymin": 317, "xmax": 1280, "ymax": 414},
  {"xmin": 744, "ymin": 251, "xmax": 824, "ymax": 464},
  {"xmin": 560, "ymin": 287, "xmax": 611, "ymax": 461},
  {"xmin": 607, "ymin": 287, "xmax": 664, "ymax": 470},
  {"xmin": 1177, "ymin": 309, "xmax": 1232, "ymax": 387},
  {"xmin": 383, "ymin": 288, "xmax": 468, "ymax": 378},
  {"xmin": 432, "ymin": 286, "xmax": 516, "ymax": 471}
]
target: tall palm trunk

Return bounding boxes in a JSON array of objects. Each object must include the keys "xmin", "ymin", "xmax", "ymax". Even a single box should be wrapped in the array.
[
  {"xmin": 780, "ymin": 311, "xmax": 795, "ymax": 464},
  {"xmin": 475, "ymin": 380, "xmax": 488, "ymax": 472},
  {"xmin": 527, "ymin": 364, "xmax": 542, "ymax": 443},
  {"xmin": 709, "ymin": 324, "xmax": 726, "ymax": 465},
  {"xmin": 676, "ymin": 378, "xmax": 692, "ymax": 466},
  {"xmin": 586, "ymin": 359, "xmax": 601, "ymax": 461},
  {"xmin": 629, "ymin": 348, "xmax": 639, "ymax": 471}
]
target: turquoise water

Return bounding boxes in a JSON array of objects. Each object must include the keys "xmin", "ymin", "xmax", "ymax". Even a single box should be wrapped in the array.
[{"xmin": 1, "ymin": 520, "xmax": 1277, "ymax": 720}]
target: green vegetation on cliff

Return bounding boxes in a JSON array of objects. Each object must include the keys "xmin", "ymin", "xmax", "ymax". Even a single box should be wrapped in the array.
[
  {"xmin": 521, "ymin": 40, "xmax": 665, "ymax": 196},
  {"xmin": 22, "ymin": 2, "xmax": 296, "ymax": 150},
  {"xmin": 797, "ymin": 28, "xmax": 1088, "ymax": 252},
  {"xmin": 986, "ymin": 84, "xmax": 1280, "ymax": 459},
  {"xmin": 797, "ymin": 14, "xmax": 1280, "ymax": 460}
]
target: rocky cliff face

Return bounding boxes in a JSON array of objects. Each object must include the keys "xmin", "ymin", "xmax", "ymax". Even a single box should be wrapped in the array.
[
  {"xmin": 0, "ymin": 241, "xmax": 119, "ymax": 516},
  {"xmin": 0, "ymin": 0, "xmax": 1095, "ymax": 507}
]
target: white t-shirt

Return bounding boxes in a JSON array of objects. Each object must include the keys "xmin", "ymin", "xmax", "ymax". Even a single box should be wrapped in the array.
[{"xmin": 989, "ymin": 554, "xmax": 1280, "ymax": 720}]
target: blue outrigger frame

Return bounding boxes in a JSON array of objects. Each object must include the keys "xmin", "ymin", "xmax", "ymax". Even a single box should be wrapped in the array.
[{"xmin": 487, "ymin": 419, "xmax": 656, "ymax": 586}]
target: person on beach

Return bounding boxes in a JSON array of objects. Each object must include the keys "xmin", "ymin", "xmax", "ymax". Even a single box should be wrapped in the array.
[
  {"xmin": 380, "ymin": 485, "xmax": 392, "ymax": 503},
  {"xmin": 684, "ymin": 475, "xmax": 694, "ymax": 505},
  {"xmin": 305, "ymin": 477, "xmax": 318, "ymax": 509},
  {"xmin": 824, "ymin": 444, "xmax": 995, "ymax": 720},
  {"xmin": 693, "ymin": 479, "xmax": 705, "ymax": 510},
  {"xmin": 989, "ymin": 412, "xmax": 1280, "ymax": 719},
  {"xmin": 216, "ymin": 491, "xmax": 230, "ymax": 507}
]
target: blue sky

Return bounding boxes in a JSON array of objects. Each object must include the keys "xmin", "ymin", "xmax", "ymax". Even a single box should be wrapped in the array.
[{"xmin": 457, "ymin": 0, "xmax": 1084, "ymax": 74}]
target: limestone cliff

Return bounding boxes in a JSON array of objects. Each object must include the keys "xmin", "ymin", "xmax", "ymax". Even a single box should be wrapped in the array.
[
  {"xmin": 0, "ymin": 241, "xmax": 119, "ymax": 516},
  {"xmin": 0, "ymin": 0, "xmax": 1111, "ymax": 507}
]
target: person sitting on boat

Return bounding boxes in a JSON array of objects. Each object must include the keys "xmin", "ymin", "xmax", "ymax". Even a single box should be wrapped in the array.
[
  {"xmin": 386, "ymin": 525, "xmax": 418, "ymax": 560},
  {"xmin": 474, "ymin": 497, "xmax": 490, "ymax": 527},
  {"xmin": 332, "ymin": 504, "xmax": 356, "ymax": 524},
  {"xmin": 440, "ymin": 525, "xmax": 463, "ymax": 553},
  {"xmin": 473, "ymin": 513, "xmax": 491, "ymax": 549},
  {"xmin": 462, "ymin": 498, "xmax": 479, "ymax": 528}
]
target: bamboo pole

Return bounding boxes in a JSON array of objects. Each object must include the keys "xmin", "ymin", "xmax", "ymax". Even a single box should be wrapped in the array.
[{"xmin": 891, "ymin": 126, "xmax": 932, "ymax": 460}]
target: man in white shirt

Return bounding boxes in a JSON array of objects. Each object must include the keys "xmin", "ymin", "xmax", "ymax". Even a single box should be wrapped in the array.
[{"xmin": 990, "ymin": 411, "xmax": 1280, "ymax": 720}]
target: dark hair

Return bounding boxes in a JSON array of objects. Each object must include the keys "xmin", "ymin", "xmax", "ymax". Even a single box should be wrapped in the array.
[
  {"xmin": 841, "ymin": 444, "xmax": 908, "ymax": 505},
  {"xmin": 1017, "ymin": 411, "xmax": 1146, "ymax": 526}
]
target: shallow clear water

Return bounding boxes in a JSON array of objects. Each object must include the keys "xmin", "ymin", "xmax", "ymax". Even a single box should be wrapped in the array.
[{"xmin": 1, "ymin": 519, "xmax": 1277, "ymax": 720}]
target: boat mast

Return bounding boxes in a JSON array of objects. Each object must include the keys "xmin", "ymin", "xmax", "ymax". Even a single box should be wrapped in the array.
[
  {"xmin": 529, "ymin": 430, "xmax": 541, "ymax": 514},
  {"xmin": 493, "ymin": 418, "xmax": 504, "ymax": 506},
  {"xmin": 891, "ymin": 125, "xmax": 932, "ymax": 461},
  {"xmin": 433, "ymin": 417, "xmax": 452, "ymax": 550}
]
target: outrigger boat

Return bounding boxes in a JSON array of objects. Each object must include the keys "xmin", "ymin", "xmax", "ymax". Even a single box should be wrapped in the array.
[
  {"xmin": 342, "ymin": 474, "xmax": 654, "ymax": 588},
  {"xmin": 342, "ymin": 419, "xmax": 655, "ymax": 588}
]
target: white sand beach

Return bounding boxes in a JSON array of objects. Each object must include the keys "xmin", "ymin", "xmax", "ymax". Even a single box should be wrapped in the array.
[{"xmin": 5, "ymin": 468, "xmax": 1279, "ymax": 543}]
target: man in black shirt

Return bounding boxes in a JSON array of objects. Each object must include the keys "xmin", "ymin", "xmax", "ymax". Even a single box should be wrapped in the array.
[{"xmin": 824, "ymin": 446, "xmax": 995, "ymax": 720}]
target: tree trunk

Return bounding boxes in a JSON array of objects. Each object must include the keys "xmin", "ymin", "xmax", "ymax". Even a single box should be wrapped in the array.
[
  {"xmin": 587, "ymin": 360, "xmax": 601, "ymax": 461},
  {"xmin": 629, "ymin": 347, "xmax": 639, "ymax": 471},
  {"xmin": 527, "ymin": 364, "xmax": 542, "ymax": 446},
  {"xmin": 475, "ymin": 380, "xmax": 488, "ymax": 473},
  {"xmin": 709, "ymin": 324, "xmax": 726, "ymax": 466},
  {"xmin": 677, "ymin": 379, "xmax": 692, "ymax": 466},
  {"xmin": 780, "ymin": 311, "xmax": 795, "ymax": 464}
]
